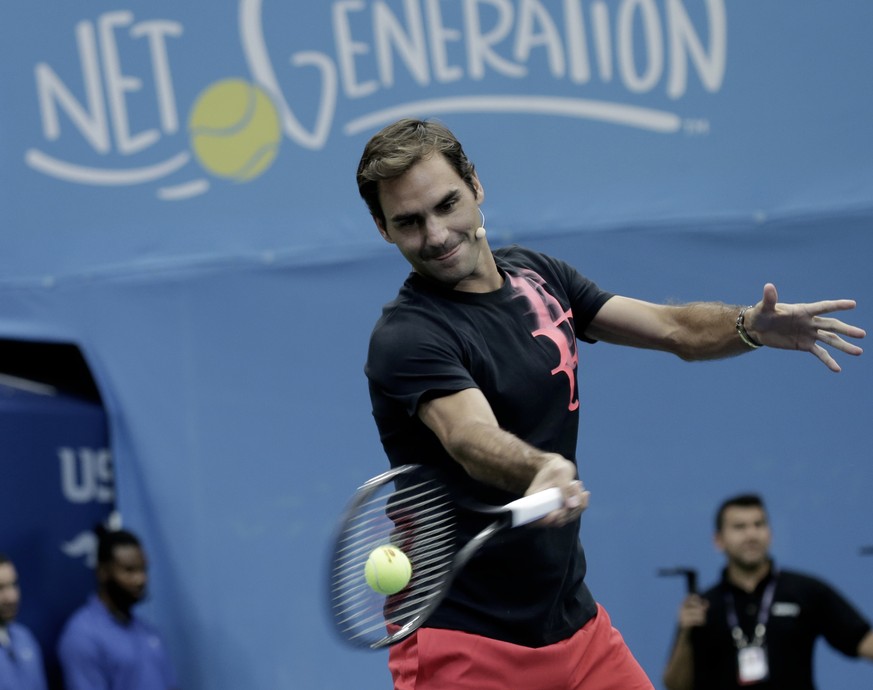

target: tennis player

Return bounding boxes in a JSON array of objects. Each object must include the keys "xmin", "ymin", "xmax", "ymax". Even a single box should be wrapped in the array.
[{"xmin": 356, "ymin": 118, "xmax": 865, "ymax": 690}]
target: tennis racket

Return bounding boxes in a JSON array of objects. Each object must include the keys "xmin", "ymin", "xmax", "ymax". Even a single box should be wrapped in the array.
[{"xmin": 328, "ymin": 463, "xmax": 564, "ymax": 649}]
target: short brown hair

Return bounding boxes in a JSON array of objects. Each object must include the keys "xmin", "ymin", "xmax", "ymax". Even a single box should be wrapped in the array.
[
  {"xmin": 715, "ymin": 493, "xmax": 767, "ymax": 532},
  {"xmin": 356, "ymin": 119, "xmax": 478, "ymax": 225}
]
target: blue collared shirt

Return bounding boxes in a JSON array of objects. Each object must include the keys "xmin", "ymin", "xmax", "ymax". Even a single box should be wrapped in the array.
[
  {"xmin": 57, "ymin": 595, "xmax": 178, "ymax": 690},
  {"xmin": 0, "ymin": 622, "xmax": 48, "ymax": 690}
]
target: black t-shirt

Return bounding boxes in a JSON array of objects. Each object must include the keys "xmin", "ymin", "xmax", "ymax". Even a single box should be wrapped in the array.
[
  {"xmin": 689, "ymin": 566, "xmax": 871, "ymax": 690},
  {"xmin": 365, "ymin": 245, "xmax": 613, "ymax": 646}
]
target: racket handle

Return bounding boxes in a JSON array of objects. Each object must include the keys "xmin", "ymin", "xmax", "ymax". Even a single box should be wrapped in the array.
[{"xmin": 506, "ymin": 487, "xmax": 565, "ymax": 526}]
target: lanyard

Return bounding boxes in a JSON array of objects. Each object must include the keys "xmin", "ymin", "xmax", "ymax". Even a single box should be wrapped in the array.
[{"xmin": 725, "ymin": 572, "xmax": 778, "ymax": 649}]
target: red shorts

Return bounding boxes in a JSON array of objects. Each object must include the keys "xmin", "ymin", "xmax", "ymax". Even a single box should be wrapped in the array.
[{"xmin": 388, "ymin": 604, "xmax": 654, "ymax": 690}]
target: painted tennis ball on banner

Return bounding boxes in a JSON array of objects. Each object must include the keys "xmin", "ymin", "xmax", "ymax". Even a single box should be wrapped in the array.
[
  {"xmin": 364, "ymin": 546, "xmax": 412, "ymax": 595},
  {"xmin": 188, "ymin": 79, "xmax": 281, "ymax": 181}
]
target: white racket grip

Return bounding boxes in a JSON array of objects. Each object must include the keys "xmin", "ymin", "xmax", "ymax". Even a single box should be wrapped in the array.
[{"xmin": 506, "ymin": 487, "xmax": 565, "ymax": 527}]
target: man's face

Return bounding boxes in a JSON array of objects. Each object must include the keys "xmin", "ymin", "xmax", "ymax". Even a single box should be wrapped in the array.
[
  {"xmin": 0, "ymin": 563, "xmax": 21, "ymax": 626},
  {"xmin": 715, "ymin": 505, "xmax": 772, "ymax": 571},
  {"xmin": 375, "ymin": 153, "xmax": 488, "ymax": 291},
  {"xmin": 101, "ymin": 544, "xmax": 148, "ymax": 611}
]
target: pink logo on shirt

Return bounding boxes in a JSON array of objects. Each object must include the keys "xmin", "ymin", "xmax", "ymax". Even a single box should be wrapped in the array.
[{"xmin": 508, "ymin": 271, "xmax": 579, "ymax": 411}]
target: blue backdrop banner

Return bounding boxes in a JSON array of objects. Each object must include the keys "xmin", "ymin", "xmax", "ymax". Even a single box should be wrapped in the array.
[
  {"xmin": 2, "ymin": 1, "xmax": 871, "ymax": 281},
  {"xmin": 1, "ymin": 2, "xmax": 871, "ymax": 690}
]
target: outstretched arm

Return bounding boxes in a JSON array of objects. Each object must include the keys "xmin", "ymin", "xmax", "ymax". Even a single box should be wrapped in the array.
[{"xmin": 586, "ymin": 283, "xmax": 864, "ymax": 372}]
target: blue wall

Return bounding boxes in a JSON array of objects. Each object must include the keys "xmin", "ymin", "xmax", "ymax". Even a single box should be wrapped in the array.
[{"xmin": 2, "ymin": 2, "xmax": 871, "ymax": 688}]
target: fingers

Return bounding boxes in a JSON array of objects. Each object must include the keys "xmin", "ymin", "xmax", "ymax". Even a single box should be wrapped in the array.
[
  {"xmin": 553, "ymin": 481, "xmax": 589, "ymax": 527},
  {"xmin": 678, "ymin": 595, "xmax": 709, "ymax": 628},
  {"xmin": 761, "ymin": 287, "xmax": 861, "ymax": 328},
  {"xmin": 563, "ymin": 480, "xmax": 590, "ymax": 518},
  {"xmin": 817, "ymin": 328, "xmax": 865, "ymax": 356},
  {"xmin": 815, "ymin": 315, "xmax": 866, "ymax": 341},
  {"xmin": 810, "ymin": 320, "xmax": 864, "ymax": 372},
  {"xmin": 812, "ymin": 344, "xmax": 841, "ymax": 373},
  {"xmin": 537, "ymin": 480, "xmax": 589, "ymax": 528},
  {"xmin": 808, "ymin": 299, "xmax": 858, "ymax": 317},
  {"xmin": 760, "ymin": 282, "xmax": 779, "ymax": 312}
]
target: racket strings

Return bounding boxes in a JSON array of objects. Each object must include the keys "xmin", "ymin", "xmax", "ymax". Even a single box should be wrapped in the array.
[{"xmin": 330, "ymin": 473, "xmax": 457, "ymax": 648}]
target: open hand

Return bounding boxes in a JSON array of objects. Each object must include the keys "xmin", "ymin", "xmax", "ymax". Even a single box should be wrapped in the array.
[{"xmin": 746, "ymin": 283, "xmax": 865, "ymax": 372}]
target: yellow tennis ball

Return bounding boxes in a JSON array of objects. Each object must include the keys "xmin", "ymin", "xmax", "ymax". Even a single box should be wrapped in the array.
[
  {"xmin": 188, "ymin": 78, "xmax": 281, "ymax": 181},
  {"xmin": 365, "ymin": 546, "xmax": 412, "ymax": 595}
]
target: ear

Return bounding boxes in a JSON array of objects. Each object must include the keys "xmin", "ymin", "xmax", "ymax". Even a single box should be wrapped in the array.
[
  {"xmin": 473, "ymin": 173, "xmax": 485, "ymax": 204},
  {"xmin": 374, "ymin": 216, "xmax": 395, "ymax": 244},
  {"xmin": 713, "ymin": 532, "xmax": 726, "ymax": 554}
]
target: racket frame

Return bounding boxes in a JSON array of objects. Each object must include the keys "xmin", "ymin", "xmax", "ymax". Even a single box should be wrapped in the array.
[{"xmin": 329, "ymin": 464, "xmax": 565, "ymax": 649}]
